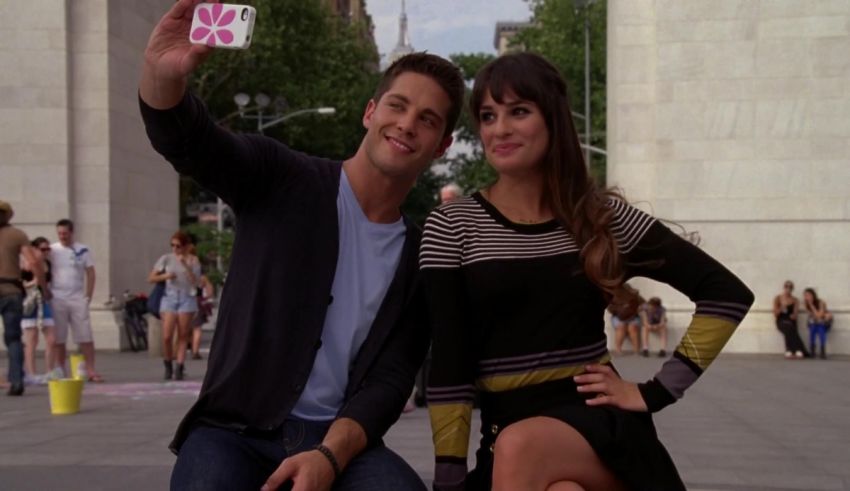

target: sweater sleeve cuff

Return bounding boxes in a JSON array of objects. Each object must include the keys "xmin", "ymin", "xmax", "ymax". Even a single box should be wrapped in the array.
[
  {"xmin": 638, "ymin": 378, "xmax": 677, "ymax": 412},
  {"xmin": 138, "ymin": 90, "xmax": 199, "ymax": 142}
]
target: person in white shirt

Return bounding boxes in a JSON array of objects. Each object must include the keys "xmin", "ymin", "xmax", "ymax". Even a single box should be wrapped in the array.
[{"xmin": 50, "ymin": 219, "xmax": 102, "ymax": 382}]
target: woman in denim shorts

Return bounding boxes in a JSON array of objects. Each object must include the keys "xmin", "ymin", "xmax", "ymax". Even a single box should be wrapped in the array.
[{"xmin": 148, "ymin": 231, "xmax": 200, "ymax": 380}]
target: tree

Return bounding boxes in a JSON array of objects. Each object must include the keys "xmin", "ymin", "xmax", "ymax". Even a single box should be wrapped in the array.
[
  {"xmin": 515, "ymin": 0, "xmax": 607, "ymax": 182},
  {"xmin": 441, "ymin": 53, "xmax": 497, "ymax": 194},
  {"xmin": 180, "ymin": 0, "xmax": 380, "ymax": 274},
  {"xmin": 399, "ymin": 54, "xmax": 500, "ymax": 225}
]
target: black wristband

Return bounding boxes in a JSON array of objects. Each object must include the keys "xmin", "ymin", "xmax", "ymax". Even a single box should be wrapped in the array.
[{"xmin": 314, "ymin": 444, "xmax": 341, "ymax": 477}]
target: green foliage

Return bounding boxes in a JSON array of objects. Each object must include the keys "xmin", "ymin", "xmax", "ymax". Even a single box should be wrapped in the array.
[
  {"xmin": 183, "ymin": 223, "xmax": 233, "ymax": 286},
  {"xmin": 402, "ymin": 55, "xmax": 497, "ymax": 224},
  {"xmin": 401, "ymin": 167, "xmax": 447, "ymax": 227},
  {"xmin": 439, "ymin": 53, "xmax": 497, "ymax": 194},
  {"xmin": 191, "ymin": 0, "xmax": 379, "ymax": 159},
  {"xmin": 515, "ymin": 0, "xmax": 607, "ymax": 182},
  {"xmin": 180, "ymin": 0, "xmax": 380, "ymax": 273}
]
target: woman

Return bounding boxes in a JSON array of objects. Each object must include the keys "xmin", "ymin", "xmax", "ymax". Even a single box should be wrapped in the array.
[
  {"xmin": 607, "ymin": 283, "xmax": 643, "ymax": 356},
  {"xmin": 148, "ymin": 231, "xmax": 200, "ymax": 380},
  {"xmin": 21, "ymin": 237, "xmax": 57, "ymax": 383},
  {"xmin": 420, "ymin": 53, "xmax": 754, "ymax": 491},
  {"xmin": 803, "ymin": 287, "xmax": 832, "ymax": 359},
  {"xmin": 773, "ymin": 281, "xmax": 806, "ymax": 359}
]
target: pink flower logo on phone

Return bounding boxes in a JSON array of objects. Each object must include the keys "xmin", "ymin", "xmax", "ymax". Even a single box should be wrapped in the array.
[{"xmin": 191, "ymin": 4, "xmax": 235, "ymax": 46}]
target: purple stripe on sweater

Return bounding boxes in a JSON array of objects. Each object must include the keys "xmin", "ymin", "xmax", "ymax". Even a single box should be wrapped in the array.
[
  {"xmin": 477, "ymin": 348, "xmax": 608, "ymax": 375},
  {"xmin": 478, "ymin": 339, "xmax": 607, "ymax": 367},
  {"xmin": 427, "ymin": 384, "xmax": 476, "ymax": 394}
]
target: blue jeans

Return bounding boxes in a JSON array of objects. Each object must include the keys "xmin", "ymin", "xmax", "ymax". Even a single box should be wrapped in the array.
[
  {"xmin": 170, "ymin": 420, "xmax": 427, "ymax": 491},
  {"xmin": 1, "ymin": 294, "xmax": 24, "ymax": 386},
  {"xmin": 808, "ymin": 322, "xmax": 829, "ymax": 352}
]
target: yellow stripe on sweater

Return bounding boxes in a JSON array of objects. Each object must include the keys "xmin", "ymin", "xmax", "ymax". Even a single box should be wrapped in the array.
[
  {"xmin": 429, "ymin": 402, "xmax": 473, "ymax": 458},
  {"xmin": 676, "ymin": 315, "xmax": 737, "ymax": 370},
  {"xmin": 476, "ymin": 353, "xmax": 611, "ymax": 392}
]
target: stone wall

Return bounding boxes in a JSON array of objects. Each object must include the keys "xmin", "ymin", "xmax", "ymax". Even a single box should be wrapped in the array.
[
  {"xmin": 0, "ymin": 0, "xmax": 176, "ymax": 351},
  {"xmin": 607, "ymin": 0, "xmax": 850, "ymax": 354}
]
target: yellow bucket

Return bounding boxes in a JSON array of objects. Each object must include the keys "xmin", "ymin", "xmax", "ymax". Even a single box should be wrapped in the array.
[
  {"xmin": 69, "ymin": 353, "xmax": 86, "ymax": 381},
  {"xmin": 48, "ymin": 378, "xmax": 84, "ymax": 415}
]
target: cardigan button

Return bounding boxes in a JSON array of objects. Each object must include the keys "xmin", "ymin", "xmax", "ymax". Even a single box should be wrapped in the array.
[{"xmin": 293, "ymin": 383, "xmax": 304, "ymax": 393}]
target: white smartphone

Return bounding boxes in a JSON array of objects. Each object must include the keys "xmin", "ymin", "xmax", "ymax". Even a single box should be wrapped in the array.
[{"xmin": 189, "ymin": 3, "xmax": 256, "ymax": 49}]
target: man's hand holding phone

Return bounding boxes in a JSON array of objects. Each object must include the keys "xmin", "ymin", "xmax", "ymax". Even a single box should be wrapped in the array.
[{"xmin": 141, "ymin": 0, "xmax": 215, "ymax": 109}]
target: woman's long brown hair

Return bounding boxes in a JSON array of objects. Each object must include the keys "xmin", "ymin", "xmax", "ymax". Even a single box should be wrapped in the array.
[{"xmin": 470, "ymin": 52, "xmax": 624, "ymax": 293}]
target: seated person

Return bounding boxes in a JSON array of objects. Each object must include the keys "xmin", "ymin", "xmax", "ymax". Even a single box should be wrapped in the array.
[
  {"xmin": 803, "ymin": 287, "xmax": 832, "ymax": 359},
  {"xmin": 640, "ymin": 297, "xmax": 668, "ymax": 357},
  {"xmin": 607, "ymin": 283, "xmax": 644, "ymax": 355}
]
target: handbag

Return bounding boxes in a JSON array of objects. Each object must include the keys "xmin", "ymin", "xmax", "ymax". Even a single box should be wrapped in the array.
[
  {"xmin": 22, "ymin": 286, "xmax": 40, "ymax": 317},
  {"xmin": 147, "ymin": 280, "xmax": 165, "ymax": 319}
]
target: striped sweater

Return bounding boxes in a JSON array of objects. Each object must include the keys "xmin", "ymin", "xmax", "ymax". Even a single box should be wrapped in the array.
[{"xmin": 420, "ymin": 193, "xmax": 754, "ymax": 489}]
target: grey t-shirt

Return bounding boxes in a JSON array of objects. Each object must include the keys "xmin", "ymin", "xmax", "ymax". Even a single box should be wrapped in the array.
[
  {"xmin": 291, "ymin": 170, "xmax": 406, "ymax": 421},
  {"xmin": 154, "ymin": 253, "xmax": 200, "ymax": 295}
]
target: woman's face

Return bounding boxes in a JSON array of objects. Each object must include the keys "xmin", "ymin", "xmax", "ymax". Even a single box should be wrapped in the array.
[
  {"xmin": 478, "ymin": 89, "xmax": 549, "ymax": 177},
  {"xmin": 783, "ymin": 282, "xmax": 793, "ymax": 294},
  {"xmin": 804, "ymin": 291, "xmax": 814, "ymax": 304}
]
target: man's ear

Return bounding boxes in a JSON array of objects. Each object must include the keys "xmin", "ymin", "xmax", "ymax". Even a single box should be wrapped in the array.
[
  {"xmin": 362, "ymin": 99, "xmax": 377, "ymax": 129},
  {"xmin": 433, "ymin": 135, "xmax": 454, "ymax": 159}
]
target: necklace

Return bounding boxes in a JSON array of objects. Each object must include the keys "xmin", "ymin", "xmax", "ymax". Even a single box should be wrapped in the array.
[{"xmin": 482, "ymin": 188, "xmax": 552, "ymax": 225}]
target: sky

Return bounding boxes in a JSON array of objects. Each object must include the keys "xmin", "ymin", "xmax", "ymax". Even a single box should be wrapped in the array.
[{"xmin": 367, "ymin": 0, "xmax": 533, "ymax": 60}]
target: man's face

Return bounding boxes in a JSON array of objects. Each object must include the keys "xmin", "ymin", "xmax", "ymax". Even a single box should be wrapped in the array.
[
  {"xmin": 440, "ymin": 188, "xmax": 459, "ymax": 203},
  {"xmin": 57, "ymin": 225, "xmax": 73, "ymax": 246},
  {"xmin": 361, "ymin": 72, "xmax": 453, "ymax": 181}
]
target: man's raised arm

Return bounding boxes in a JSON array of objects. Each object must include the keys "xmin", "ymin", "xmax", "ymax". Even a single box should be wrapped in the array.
[{"xmin": 140, "ymin": 0, "xmax": 212, "ymax": 109}]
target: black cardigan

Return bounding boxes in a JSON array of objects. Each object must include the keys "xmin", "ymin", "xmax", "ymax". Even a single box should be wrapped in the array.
[{"xmin": 139, "ymin": 93, "xmax": 429, "ymax": 452}]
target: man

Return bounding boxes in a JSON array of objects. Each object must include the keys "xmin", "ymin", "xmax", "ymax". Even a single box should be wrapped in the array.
[
  {"xmin": 50, "ymin": 219, "xmax": 102, "ymax": 382},
  {"xmin": 439, "ymin": 183, "xmax": 462, "ymax": 204},
  {"xmin": 139, "ymin": 1, "xmax": 465, "ymax": 489},
  {"xmin": 0, "ymin": 200, "xmax": 46, "ymax": 396},
  {"xmin": 640, "ymin": 296, "xmax": 668, "ymax": 358}
]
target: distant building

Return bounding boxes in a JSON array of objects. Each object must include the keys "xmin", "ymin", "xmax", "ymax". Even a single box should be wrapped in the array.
[
  {"xmin": 387, "ymin": 0, "xmax": 415, "ymax": 65},
  {"xmin": 323, "ymin": 0, "xmax": 378, "ymax": 58},
  {"xmin": 494, "ymin": 21, "xmax": 530, "ymax": 55}
]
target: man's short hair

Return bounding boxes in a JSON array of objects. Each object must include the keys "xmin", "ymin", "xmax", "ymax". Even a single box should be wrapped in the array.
[
  {"xmin": 56, "ymin": 218, "xmax": 74, "ymax": 231},
  {"xmin": 0, "ymin": 200, "xmax": 12, "ymax": 226},
  {"xmin": 373, "ymin": 52, "xmax": 465, "ymax": 139},
  {"xmin": 648, "ymin": 297, "xmax": 662, "ymax": 307}
]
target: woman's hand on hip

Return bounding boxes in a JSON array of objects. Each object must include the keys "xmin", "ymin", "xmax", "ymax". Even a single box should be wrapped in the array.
[{"xmin": 575, "ymin": 364, "xmax": 648, "ymax": 412}]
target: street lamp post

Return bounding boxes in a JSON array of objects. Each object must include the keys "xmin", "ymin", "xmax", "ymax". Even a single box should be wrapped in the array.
[
  {"xmin": 574, "ymin": 0, "xmax": 595, "ymax": 168},
  {"xmin": 214, "ymin": 93, "xmax": 336, "ymax": 271}
]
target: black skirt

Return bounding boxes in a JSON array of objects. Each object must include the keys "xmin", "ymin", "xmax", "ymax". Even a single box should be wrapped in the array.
[{"xmin": 467, "ymin": 376, "xmax": 685, "ymax": 491}]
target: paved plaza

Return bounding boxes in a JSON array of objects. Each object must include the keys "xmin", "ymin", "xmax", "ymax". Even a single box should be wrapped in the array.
[{"xmin": 1, "ymin": 349, "xmax": 848, "ymax": 490}]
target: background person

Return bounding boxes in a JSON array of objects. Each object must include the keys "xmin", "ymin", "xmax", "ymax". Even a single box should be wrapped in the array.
[
  {"xmin": 148, "ymin": 231, "xmax": 200, "ymax": 380},
  {"xmin": 773, "ymin": 280, "xmax": 807, "ymax": 359},
  {"xmin": 439, "ymin": 183, "xmax": 462, "ymax": 203},
  {"xmin": 803, "ymin": 287, "xmax": 832, "ymax": 359},
  {"xmin": 607, "ymin": 283, "xmax": 644, "ymax": 356},
  {"xmin": 0, "ymin": 200, "xmax": 46, "ymax": 396},
  {"xmin": 50, "ymin": 218, "xmax": 102, "ymax": 382},
  {"xmin": 21, "ymin": 237, "xmax": 56, "ymax": 384},
  {"xmin": 640, "ymin": 297, "xmax": 668, "ymax": 358}
]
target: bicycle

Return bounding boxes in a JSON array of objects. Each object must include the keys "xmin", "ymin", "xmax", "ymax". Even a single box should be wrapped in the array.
[{"xmin": 122, "ymin": 290, "xmax": 149, "ymax": 352}]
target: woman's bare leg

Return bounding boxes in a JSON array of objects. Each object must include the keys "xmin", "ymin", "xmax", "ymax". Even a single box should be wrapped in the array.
[
  {"xmin": 492, "ymin": 416, "xmax": 626, "ymax": 491},
  {"xmin": 175, "ymin": 313, "xmax": 193, "ymax": 365},
  {"xmin": 23, "ymin": 328, "xmax": 39, "ymax": 376},
  {"xmin": 161, "ymin": 312, "xmax": 177, "ymax": 361}
]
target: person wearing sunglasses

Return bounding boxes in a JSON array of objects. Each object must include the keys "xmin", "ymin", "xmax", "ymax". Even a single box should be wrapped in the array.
[
  {"xmin": 21, "ymin": 237, "xmax": 57, "ymax": 385},
  {"xmin": 773, "ymin": 281, "xmax": 807, "ymax": 359},
  {"xmin": 149, "ymin": 231, "xmax": 201, "ymax": 380}
]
